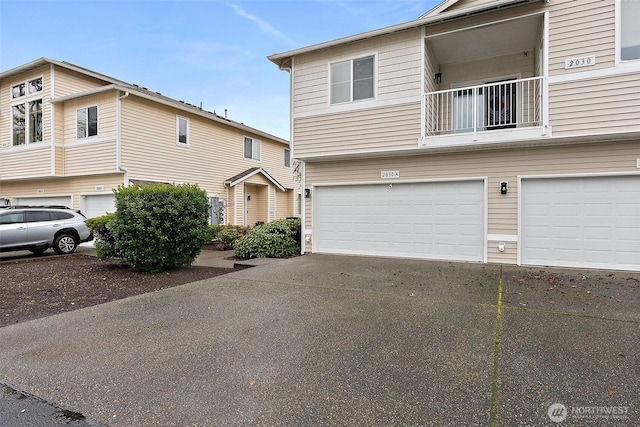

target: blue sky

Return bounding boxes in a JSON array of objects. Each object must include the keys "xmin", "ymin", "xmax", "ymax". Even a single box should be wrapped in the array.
[{"xmin": 0, "ymin": 0, "xmax": 440, "ymax": 139}]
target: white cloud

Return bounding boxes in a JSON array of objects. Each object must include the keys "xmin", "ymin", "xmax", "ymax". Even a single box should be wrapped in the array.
[{"xmin": 225, "ymin": 2, "xmax": 296, "ymax": 46}]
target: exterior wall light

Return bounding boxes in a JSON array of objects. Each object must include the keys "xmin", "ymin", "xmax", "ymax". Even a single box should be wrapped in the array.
[{"xmin": 500, "ymin": 181, "xmax": 508, "ymax": 195}]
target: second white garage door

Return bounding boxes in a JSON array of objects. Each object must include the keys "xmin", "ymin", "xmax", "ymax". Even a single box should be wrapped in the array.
[
  {"xmin": 314, "ymin": 180, "xmax": 485, "ymax": 261},
  {"xmin": 82, "ymin": 194, "xmax": 116, "ymax": 218},
  {"xmin": 521, "ymin": 175, "xmax": 640, "ymax": 271}
]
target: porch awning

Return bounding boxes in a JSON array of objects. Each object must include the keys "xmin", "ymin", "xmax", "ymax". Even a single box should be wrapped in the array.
[{"xmin": 224, "ymin": 167, "xmax": 286, "ymax": 192}]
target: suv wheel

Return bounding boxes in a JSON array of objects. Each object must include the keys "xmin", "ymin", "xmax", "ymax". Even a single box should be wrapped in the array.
[{"xmin": 53, "ymin": 234, "xmax": 78, "ymax": 254}]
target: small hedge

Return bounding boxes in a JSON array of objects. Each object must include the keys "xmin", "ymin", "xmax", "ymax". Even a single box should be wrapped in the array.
[
  {"xmin": 86, "ymin": 212, "xmax": 118, "ymax": 259},
  {"xmin": 207, "ymin": 224, "xmax": 249, "ymax": 250},
  {"xmin": 109, "ymin": 183, "xmax": 210, "ymax": 272},
  {"xmin": 234, "ymin": 217, "xmax": 301, "ymax": 259}
]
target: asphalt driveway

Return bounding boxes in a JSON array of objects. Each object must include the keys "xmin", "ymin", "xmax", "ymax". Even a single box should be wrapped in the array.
[{"xmin": 0, "ymin": 254, "xmax": 638, "ymax": 426}]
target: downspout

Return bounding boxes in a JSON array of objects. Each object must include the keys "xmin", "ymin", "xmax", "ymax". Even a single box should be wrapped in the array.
[
  {"xmin": 225, "ymin": 185, "xmax": 229, "ymax": 225},
  {"xmin": 50, "ymin": 63, "xmax": 56, "ymax": 176},
  {"xmin": 282, "ymin": 60, "xmax": 304, "ymax": 254},
  {"xmin": 117, "ymin": 91, "xmax": 130, "ymax": 185},
  {"xmin": 542, "ymin": 11, "xmax": 550, "ymax": 136},
  {"xmin": 420, "ymin": 25, "xmax": 426, "ymax": 146},
  {"xmin": 301, "ymin": 161, "xmax": 306, "ymax": 255}
]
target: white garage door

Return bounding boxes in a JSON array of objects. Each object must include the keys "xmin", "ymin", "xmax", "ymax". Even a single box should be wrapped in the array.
[
  {"xmin": 83, "ymin": 194, "xmax": 116, "ymax": 218},
  {"xmin": 15, "ymin": 196, "xmax": 72, "ymax": 208},
  {"xmin": 521, "ymin": 176, "xmax": 640, "ymax": 271},
  {"xmin": 314, "ymin": 180, "xmax": 485, "ymax": 262}
]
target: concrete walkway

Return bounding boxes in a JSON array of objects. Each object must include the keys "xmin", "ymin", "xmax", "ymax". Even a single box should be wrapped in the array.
[{"xmin": 0, "ymin": 254, "xmax": 638, "ymax": 426}]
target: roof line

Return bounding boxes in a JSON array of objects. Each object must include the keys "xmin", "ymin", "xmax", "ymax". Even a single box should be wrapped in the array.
[
  {"xmin": 1, "ymin": 58, "xmax": 289, "ymax": 146},
  {"xmin": 268, "ymin": 0, "xmax": 538, "ymax": 67},
  {"xmin": 225, "ymin": 167, "xmax": 286, "ymax": 191}
]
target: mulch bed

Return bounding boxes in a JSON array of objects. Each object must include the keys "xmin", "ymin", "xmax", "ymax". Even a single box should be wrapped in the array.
[{"xmin": 0, "ymin": 254, "xmax": 237, "ymax": 327}]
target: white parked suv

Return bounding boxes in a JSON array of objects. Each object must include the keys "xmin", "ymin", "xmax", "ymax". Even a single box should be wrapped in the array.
[{"xmin": 0, "ymin": 206, "xmax": 93, "ymax": 255}]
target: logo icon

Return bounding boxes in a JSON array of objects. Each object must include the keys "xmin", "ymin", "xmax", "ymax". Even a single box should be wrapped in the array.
[{"xmin": 548, "ymin": 403, "xmax": 567, "ymax": 423}]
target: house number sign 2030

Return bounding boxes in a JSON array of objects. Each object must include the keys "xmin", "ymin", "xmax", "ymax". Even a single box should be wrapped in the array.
[{"xmin": 565, "ymin": 55, "xmax": 596, "ymax": 69}]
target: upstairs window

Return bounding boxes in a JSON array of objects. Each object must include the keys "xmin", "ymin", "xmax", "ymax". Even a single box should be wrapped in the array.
[
  {"xmin": 12, "ymin": 77, "xmax": 42, "ymax": 99},
  {"xmin": 244, "ymin": 136, "xmax": 261, "ymax": 161},
  {"xmin": 11, "ymin": 77, "xmax": 43, "ymax": 146},
  {"xmin": 284, "ymin": 148, "xmax": 291, "ymax": 168},
  {"xmin": 77, "ymin": 106, "xmax": 98, "ymax": 139},
  {"xmin": 621, "ymin": 0, "xmax": 640, "ymax": 60},
  {"xmin": 177, "ymin": 116, "xmax": 189, "ymax": 145},
  {"xmin": 330, "ymin": 55, "xmax": 375, "ymax": 104}
]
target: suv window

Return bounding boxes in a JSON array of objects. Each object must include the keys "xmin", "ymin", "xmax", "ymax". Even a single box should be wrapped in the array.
[
  {"xmin": 50, "ymin": 211, "xmax": 74, "ymax": 220},
  {"xmin": 26, "ymin": 211, "xmax": 52, "ymax": 222},
  {"xmin": 0, "ymin": 212, "xmax": 24, "ymax": 224}
]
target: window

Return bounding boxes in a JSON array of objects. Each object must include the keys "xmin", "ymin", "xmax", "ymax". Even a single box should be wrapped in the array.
[
  {"xmin": 244, "ymin": 136, "xmax": 261, "ymax": 161},
  {"xmin": 77, "ymin": 106, "xmax": 98, "ymax": 139},
  {"xmin": 177, "ymin": 116, "xmax": 189, "ymax": 145},
  {"xmin": 621, "ymin": 0, "xmax": 640, "ymax": 60},
  {"xmin": 330, "ymin": 55, "xmax": 374, "ymax": 104},
  {"xmin": 11, "ymin": 77, "xmax": 43, "ymax": 146},
  {"xmin": 284, "ymin": 148, "xmax": 291, "ymax": 168},
  {"xmin": 0, "ymin": 212, "xmax": 24, "ymax": 225},
  {"xmin": 26, "ymin": 211, "xmax": 52, "ymax": 222},
  {"xmin": 12, "ymin": 83, "xmax": 25, "ymax": 99}
]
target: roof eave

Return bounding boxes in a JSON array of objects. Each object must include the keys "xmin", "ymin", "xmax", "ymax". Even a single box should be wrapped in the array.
[
  {"xmin": 3, "ymin": 58, "xmax": 289, "ymax": 146},
  {"xmin": 268, "ymin": 0, "xmax": 541, "ymax": 66}
]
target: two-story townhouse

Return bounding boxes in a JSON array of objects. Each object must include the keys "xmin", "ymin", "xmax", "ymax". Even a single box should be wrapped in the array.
[
  {"xmin": 0, "ymin": 58, "xmax": 299, "ymax": 226},
  {"xmin": 270, "ymin": 0, "xmax": 640, "ymax": 271}
]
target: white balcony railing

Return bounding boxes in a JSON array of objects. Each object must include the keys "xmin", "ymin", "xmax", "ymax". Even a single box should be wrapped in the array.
[{"xmin": 424, "ymin": 77, "xmax": 545, "ymax": 141}]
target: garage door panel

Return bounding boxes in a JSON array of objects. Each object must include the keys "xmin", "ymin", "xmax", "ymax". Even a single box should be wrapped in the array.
[
  {"xmin": 314, "ymin": 181, "xmax": 485, "ymax": 262},
  {"xmin": 521, "ymin": 176, "xmax": 640, "ymax": 271},
  {"xmin": 83, "ymin": 194, "xmax": 116, "ymax": 218}
]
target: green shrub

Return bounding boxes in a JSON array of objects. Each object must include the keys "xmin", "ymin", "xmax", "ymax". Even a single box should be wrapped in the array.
[
  {"xmin": 86, "ymin": 212, "xmax": 118, "ymax": 259},
  {"xmin": 207, "ymin": 224, "xmax": 249, "ymax": 250},
  {"xmin": 110, "ymin": 183, "xmax": 210, "ymax": 272},
  {"xmin": 234, "ymin": 217, "xmax": 301, "ymax": 258}
]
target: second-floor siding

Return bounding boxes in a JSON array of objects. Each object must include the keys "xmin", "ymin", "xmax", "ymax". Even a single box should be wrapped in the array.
[
  {"xmin": 274, "ymin": 0, "xmax": 640, "ymax": 161},
  {"xmin": 292, "ymin": 27, "xmax": 423, "ymax": 158},
  {"xmin": 120, "ymin": 95, "xmax": 292, "ymax": 197}
]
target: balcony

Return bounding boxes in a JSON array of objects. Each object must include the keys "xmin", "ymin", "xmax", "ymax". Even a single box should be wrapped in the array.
[
  {"xmin": 420, "ymin": 11, "xmax": 548, "ymax": 148},
  {"xmin": 421, "ymin": 77, "xmax": 547, "ymax": 147}
]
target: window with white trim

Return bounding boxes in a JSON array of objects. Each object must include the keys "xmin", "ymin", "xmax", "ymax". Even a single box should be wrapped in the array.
[
  {"xmin": 330, "ymin": 55, "xmax": 375, "ymax": 104},
  {"xmin": 244, "ymin": 136, "xmax": 261, "ymax": 161},
  {"xmin": 284, "ymin": 148, "xmax": 291, "ymax": 167},
  {"xmin": 621, "ymin": 0, "xmax": 640, "ymax": 61},
  {"xmin": 11, "ymin": 77, "xmax": 43, "ymax": 146},
  {"xmin": 177, "ymin": 116, "xmax": 189, "ymax": 145},
  {"xmin": 77, "ymin": 106, "xmax": 98, "ymax": 139}
]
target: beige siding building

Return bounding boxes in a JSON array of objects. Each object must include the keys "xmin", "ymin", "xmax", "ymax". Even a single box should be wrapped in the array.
[
  {"xmin": 0, "ymin": 58, "xmax": 299, "ymax": 226},
  {"xmin": 270, "ymin": 0, "xmax": 640, "ymax": 271}
]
